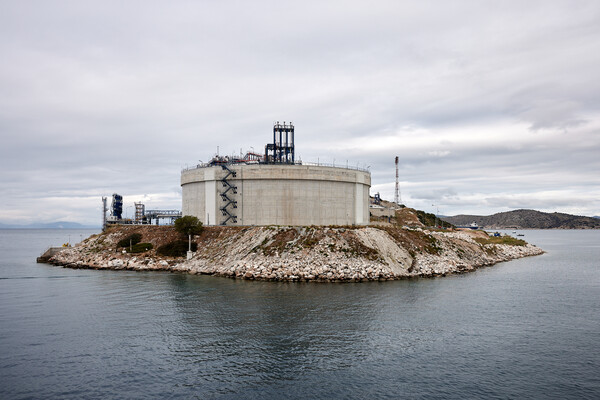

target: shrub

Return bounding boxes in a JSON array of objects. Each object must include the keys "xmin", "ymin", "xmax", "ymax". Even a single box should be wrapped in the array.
[
  {"xmin": 174, "ymin": 216, "xmax": 203, "ymax": 237},
  {"xmin": 415, "ymin": 210, "xmax": 453, "ymax": 229},
  {"xmin": 127, "ymin": 243, "xmax": 153, "ymax": 253},
  {"xmin": 118, "ymin": 233, "xmax": 142, "ymax": 248},
  {"xmin": 156, "ymin": 240, "xmax": 198, "ymax": 257}
]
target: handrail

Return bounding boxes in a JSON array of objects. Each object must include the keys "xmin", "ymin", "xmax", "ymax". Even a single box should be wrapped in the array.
[{"xmin": 182, "ymin": 161, "xmax": 370, "ymax": 173}]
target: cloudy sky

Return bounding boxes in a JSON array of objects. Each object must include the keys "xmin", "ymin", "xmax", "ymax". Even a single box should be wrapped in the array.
[{"xmin": 1, "ymin": 0, "xmax": 599, "ymax": 226}]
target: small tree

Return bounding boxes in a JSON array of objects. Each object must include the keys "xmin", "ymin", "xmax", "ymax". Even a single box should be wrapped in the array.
[{"xmin": 174, "ymin": 216, "xmax": 203, "ymax": 237}]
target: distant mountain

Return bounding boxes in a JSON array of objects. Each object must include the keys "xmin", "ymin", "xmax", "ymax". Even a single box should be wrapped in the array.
[
  {"xmin": 442, "ymin": 209, "xmax": 600, "ymax": 229},
  {"xmin": 0, "ymin": 221, "xmax": 99, "ymax": 229}
]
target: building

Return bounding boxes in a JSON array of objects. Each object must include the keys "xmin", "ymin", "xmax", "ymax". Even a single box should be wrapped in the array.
[{"xmin": 180, "ymin": 123, "xmax": 371, "ymax": 226}]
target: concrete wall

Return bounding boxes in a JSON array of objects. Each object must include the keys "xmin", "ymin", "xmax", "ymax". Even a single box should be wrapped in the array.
[
  {"xmin": 369, "ymin": 206, "xmax": 395, "ymax": 218},
  {"xmin": 181, "ymin": 164, "xmax": 371, "ymax": 226}
]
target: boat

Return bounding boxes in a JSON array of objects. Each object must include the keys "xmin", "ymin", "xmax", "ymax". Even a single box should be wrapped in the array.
[{"xmin": 457, "ymin": 222, "xmax": 480, "ymax": 230}]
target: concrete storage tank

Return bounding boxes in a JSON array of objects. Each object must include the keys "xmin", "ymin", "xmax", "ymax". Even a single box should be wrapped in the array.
[
  {"xmin": 182, "ymin": 123, "xmax": 371, "ymax": 226},
  {"xmin": 181, "ymin": 163, "xmax": 370, "ymax": 226}
]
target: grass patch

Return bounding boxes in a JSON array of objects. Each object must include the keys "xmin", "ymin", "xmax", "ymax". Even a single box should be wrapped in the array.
[
  {"xmin": 261, "ymin": 228, "xmax": 299, "ymax": 256},
  {"xmin": 380, "ymin": 226, "xmax": 442, "ymax": 255},
  {"xmin": 423, "ymin": 234, "xmax": 442, "ymax": 255},
  {"xmin": 474, "ymin": 236, "xmax": 527, "ymax": 246},
  {"xmin": 298, "ymin": 230, "xmax": 324, "ymax": 248},
  {"xmin": 343, "ymin": 234, "xmax": 381, "ymax": 261},
  {"xmin": 126, "ymin": 243, "xmax": 153, "ymax": 254}
]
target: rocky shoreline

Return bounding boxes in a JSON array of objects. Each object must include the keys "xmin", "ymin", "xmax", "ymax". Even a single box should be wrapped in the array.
[{"xmin": 46, "ymin": 224, "xmax": 544, "ymax": 282}]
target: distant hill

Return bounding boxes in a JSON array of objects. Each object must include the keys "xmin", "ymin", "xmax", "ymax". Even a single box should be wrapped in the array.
[
  {"xmin": 442, "ymin": 209, "xmax": 600, "ymax": 229},
  {"xmin": 0, "ymin": 221, "xmax": 99, "ymax": 229}
]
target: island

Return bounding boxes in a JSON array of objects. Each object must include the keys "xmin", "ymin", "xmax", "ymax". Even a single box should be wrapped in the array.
[{"xmin": 43, "ymin": 209, "xmax": 543, "ymax": 282}]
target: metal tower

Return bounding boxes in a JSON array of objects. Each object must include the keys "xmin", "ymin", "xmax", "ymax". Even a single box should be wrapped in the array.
[
  {"xmin": 265, "ymin": 122, "xmax": 295, "ymax": 164},
  {"xmin": 135, "ymin": 202, "xmax": 145, "ymax": 223},
  {"xmin": 102, "ymin": 197, "xmax": 107, "ymax": 231},
  {"xmin": 394, "ymin": 156, "xmax": 400, "ymax": 206},
  {"xmin": 111, "ymin": 193, "xmax": 123, "ymax": 219}
]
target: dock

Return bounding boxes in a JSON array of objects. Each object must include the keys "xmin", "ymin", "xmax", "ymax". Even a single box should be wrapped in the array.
[{"xmin": 37, "ymin": 247, "xmax": 66, "ymax": 263}]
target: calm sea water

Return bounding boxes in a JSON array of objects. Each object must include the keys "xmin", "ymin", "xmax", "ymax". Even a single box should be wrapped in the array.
[{"xmin": 0, "ymin": 229, "xmax": 598, "ymax": 399}]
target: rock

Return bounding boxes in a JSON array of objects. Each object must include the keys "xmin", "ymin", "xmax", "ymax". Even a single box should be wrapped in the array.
[{"xmin": 47, "ymin": 224, "xmax": 543, "ymax": 283}]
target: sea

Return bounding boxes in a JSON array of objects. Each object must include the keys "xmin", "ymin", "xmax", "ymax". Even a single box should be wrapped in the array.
[{"xmin": 0, "ymin": 229, "xmax": 598, "ymax": 399}]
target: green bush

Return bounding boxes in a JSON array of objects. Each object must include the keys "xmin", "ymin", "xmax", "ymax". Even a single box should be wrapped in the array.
[
  {"xmin": 174, "ymin": 216, "xmax": 203, "ymax": 236},
  {"xmin": 415, "ymin": 210, "xmax": 453, "ymax": 229},
  {"xmin": 128, "ymin": 242, "xmax": 153, "ymax": 253},
  {"xmin": 156, "ymin": 240, "xmax": 198, "ymax": 257},
  {"xmin": 118, "ymin": 233, "xmax": 142, "ymax": 248}
]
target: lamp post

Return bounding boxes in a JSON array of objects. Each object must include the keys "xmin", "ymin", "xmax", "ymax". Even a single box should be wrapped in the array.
[{"xmin": 187, "ymin": 234, "xmax": 193, "ymax": 260}]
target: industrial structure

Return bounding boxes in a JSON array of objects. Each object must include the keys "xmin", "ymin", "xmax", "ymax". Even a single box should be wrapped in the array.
[
  {"xmin": 181, "ymin": 123, "xmax": 371, "ymax": 226},
  {"xmin": 102, "ymin": 193, "xmax": 181, "ymax": 230},
  {"xmin": 395, "ymin": 156, "xmax": 401, "ymax": 206}
]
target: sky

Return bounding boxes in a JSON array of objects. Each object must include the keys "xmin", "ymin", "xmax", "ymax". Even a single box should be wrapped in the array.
[{"xmin": 1, "ymin": 0, "xmax": 599, "ymax": 226}]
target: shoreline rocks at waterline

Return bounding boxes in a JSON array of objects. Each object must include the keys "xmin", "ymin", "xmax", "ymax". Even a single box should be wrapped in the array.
[{"xmin": 47, "ymin": 225, "xmax": 544, "ymax": 282}]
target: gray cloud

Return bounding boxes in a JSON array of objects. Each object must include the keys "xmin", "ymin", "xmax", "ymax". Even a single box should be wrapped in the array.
[{"xmin": 1, "ymin": 0, "xmax": 599, "ymax": 225}]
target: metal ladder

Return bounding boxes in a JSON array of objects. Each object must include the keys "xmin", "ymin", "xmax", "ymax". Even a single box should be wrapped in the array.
[{"xmin": 219, "ymin": 164, "xmax": 237, "ymax": 225}]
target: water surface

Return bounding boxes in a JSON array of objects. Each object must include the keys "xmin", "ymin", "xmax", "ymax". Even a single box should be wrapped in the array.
[{"xmin": 1, "ymin": 229, "xmax": 598, "ymax": 399}]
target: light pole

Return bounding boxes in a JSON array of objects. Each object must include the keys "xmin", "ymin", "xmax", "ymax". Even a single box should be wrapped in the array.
[{"xmin": 187, "ymin": 233, "xmax": 194, "ymax": 260}]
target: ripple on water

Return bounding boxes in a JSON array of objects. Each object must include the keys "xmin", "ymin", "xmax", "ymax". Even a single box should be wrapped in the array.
[{"xmin": 1, "ymin": 230, "xmax": 600, "ymax": 399}]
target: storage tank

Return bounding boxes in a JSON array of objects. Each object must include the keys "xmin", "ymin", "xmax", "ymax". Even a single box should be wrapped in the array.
[{"xmin": 181, "ymin": 163, "xmax": 371, "ymax": 226}]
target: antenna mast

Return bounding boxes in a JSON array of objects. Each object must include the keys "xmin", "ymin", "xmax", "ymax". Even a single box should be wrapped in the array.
[{"xmin": 394, "ymin": 156, "xmax": 400, "ymax": 206}]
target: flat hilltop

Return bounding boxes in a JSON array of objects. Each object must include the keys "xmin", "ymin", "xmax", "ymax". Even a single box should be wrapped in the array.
[{"xmin": 47, "ymin": 221, "xmax": 543, "ymax": 282}]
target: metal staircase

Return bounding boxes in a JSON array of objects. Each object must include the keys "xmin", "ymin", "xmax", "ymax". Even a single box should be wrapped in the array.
[{"xmin": 219, "ymin": 164, "xmax": 237, "ymax": 225}]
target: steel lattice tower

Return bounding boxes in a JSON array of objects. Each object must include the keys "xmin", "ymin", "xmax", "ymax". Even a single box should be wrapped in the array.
[{"xmin": 394, "ymin": 156, "xmax": 400, "ymax": 205}]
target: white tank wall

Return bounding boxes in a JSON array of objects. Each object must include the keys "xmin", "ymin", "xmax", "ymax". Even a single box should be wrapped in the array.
[{"xmin": 181, "ymin": 164, "xmax": 371, "ymax": 226}]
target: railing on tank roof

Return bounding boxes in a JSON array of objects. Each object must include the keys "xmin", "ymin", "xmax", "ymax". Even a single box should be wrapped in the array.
[
  {"xmin": 182, "ymin": 161, "xmax": 370, "ymax": 173},
  {"xmin": 299, "ymin": 161, "xmax": 370, "ymax": 173}
]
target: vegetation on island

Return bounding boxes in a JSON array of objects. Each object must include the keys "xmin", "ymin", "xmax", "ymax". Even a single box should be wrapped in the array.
[
  {"xmin": 47, "ymin": 207, "xmax": 544, "ymax": 282},
  {"xmin": 474, "ymin": 236, "xmax": 527, "ymax": 246},
  {"xmin": 117, "ymin": 233, "xmax": 142, "ymax": 248},
  {"xmin": 157, "ymin": 240, "xmax": 197, "ymax": 257},
  {"xmin": 151, "ymin": 216, "xmax": 204, "ymax": 257},
  {"xmin": 174, "ymin": 216, "xmax": 204, "ymax": 236},
  {"xmin": 414, "ymin": 210, "xmax": 454, "ymax": 229},
  {"xmin": 128, "ymin": 242, "xmax": 154, "ymax": 253}
]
